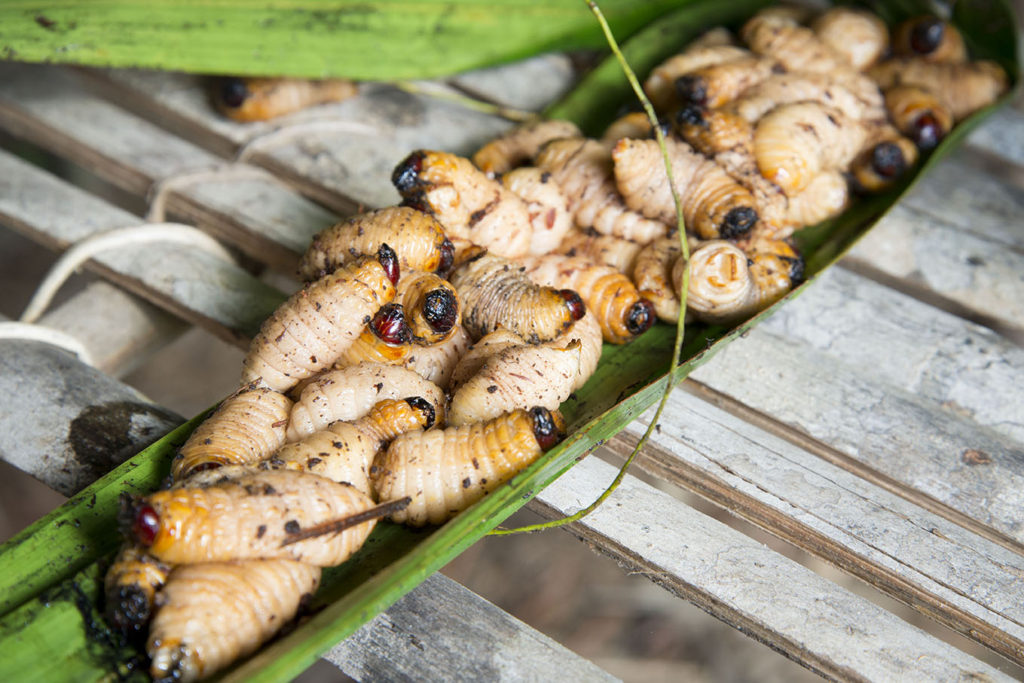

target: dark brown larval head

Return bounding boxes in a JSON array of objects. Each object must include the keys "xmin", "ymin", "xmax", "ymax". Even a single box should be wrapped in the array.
[
  {"xmin": 911, "ymin": 112, "xmax": 945, "ymax": 151},
  {"xmin": 436, "ymin": 238, "xmax": 455, "ymax": 276},
  {"xmin": 377, "ymin": 243, "xmax": 400, "ymax": 285},
  {"xmin": 909, "ymin": 16, "xmax": 945, "ymax": 55},
  {"xmin": 404, "ymin": 396, "xmax": 436, "ymax": 430},
  {"xmin": 529, "ymin": 407, "xmax": 566, "ymax": 451},
  {"xmin": 720, "ymin": 207, "xmax": 757, "ymax": 239},
  {"xmin": 118, "ymin": 493, "xmax": 159, "ymax": 546},
  {"xmin": 871, "ymin": 141, "xmax": 907, "ymax": 179},
  {"xmin": 422, "ymin": 288, "xmax": 459, "ymax": 334},
  {"xmin": 559, "ymin": 289, "xmax": 586, "ymax": 321},
  {"xmin": 675, "ymin": 75, "xmax": 708, "ymax": 107},
  {"xmin": 371, "ymin": 303, "xmax": 412, "ymax": 344},
  {"xmin": 218, "ymin": 77, "xmax": 249, "ymax": 109},
  {"xmin": 392, "ymin": 150, "xmax": 427, "ymax": 194},
  {"xmin": 626, "ymin": 298, "xmax": 656, "ymax": 337}
]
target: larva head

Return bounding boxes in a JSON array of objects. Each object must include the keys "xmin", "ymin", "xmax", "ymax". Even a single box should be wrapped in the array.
[
  {"xmin": 720, "ymin": 207, "xmax": 758, "ymax": 240},
  {"xmin": 105, "ymin": 585, "xmax": 153, "ymax": 636},
  {"xmin": 675, "ymin": 104, "xmax": 707, "ymax": 128},
  {"xmin": 783, "ymin": 253, "xmax": 806, "ymax": 285},
  {"xmin": 218, "ymin": 78, "xmax": 250, "ymax": 109},
  {"xmin": 118, "ymin": 493, "xmax": 161, "ymax": 547},
  {"xmin": 421, "ymin": 288, "xmax": 459, "ymax": 335},
  {"xmin": 404, "ymin": 396, "xmax": 436, "ymax": 430},
  {"xmin": 392, "ymin": 151, "xmax": 427, "ymax": 195},
  {"xmin": 377, "ymin": 243, "xmax": 400, "ymax": 285},
  {"xmin": 910, "ymin": 112, "xmax": 945, "ymax": 150},
  {"xmin": 870, "ymin": 142, "xmax": 907, "ymax": 179},
  {"xmin": 370, "ymin": 303, "xmax": 412, "ymax": 344},
  {"xmin": 529, "ymin": 407, "xmax": 567, "ymax": 451},
  {"xmin": 559, "ymin": 289, "xmax": 586, "ymax": 321},
  {"xmin": 908, "ymin": 16, "xmax": 945, "ymax": 55},
  {"xmin": 675, "ymin": 75, "xmax": 708, "ymax": 107},
  {"xmin": 625, "ymin": 298, "xmax": 656, "ymax": 337},
  {"xmin": 437, "ymin": 238, "xmax": 455, "ymax": 276}
]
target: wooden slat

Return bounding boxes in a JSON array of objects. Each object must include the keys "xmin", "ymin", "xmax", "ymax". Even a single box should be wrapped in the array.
[
  {"xmin": 447, "ymin": 53, "xmax": 577, "ymax": 111},
  {"xmin": 528, "ymin": 456, "xmax": 1011, "ymax": 681},
  {"xmin": 0, "ymin": 64, "xmax": 337, "ymax": 273},
  {"xmin": 967, "ymin": 106, "xmax": 1024, "ymax": 171},
  {"xmin": 608, "ymin": 386, "xmax": 1024, "ymax": 664},
  {"xmin": 688, "ymin": 266, "xmax": 1024, "ymax": 545},
  {"xmin": 0, "ymin": 149, "xmax": 285, "ymax": 347},
  {"xmin": 325, "ymin": 572, "xmax": 616, "ymax": 682}
]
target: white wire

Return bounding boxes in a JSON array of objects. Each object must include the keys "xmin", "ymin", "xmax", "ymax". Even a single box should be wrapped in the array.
[
  {"xmin": 0, "ymin": 322, "xmax": 95, "ymax": 366},
  {"xmin": 20, "ymin": 222, "xmax": 237, "ymax": 324}
]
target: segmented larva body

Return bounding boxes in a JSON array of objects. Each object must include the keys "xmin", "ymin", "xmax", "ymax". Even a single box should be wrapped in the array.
[
  {"xmin": 448, "ymin": 339, "xmax": 581, "ymax": 426},
  {"xmin": 600, "ymin": 112, "xmax": 654, "ymax": 149},
  {"xmin": 675, "ymin": 56, "xmax": 778, "ymax": 109},
  {"xmin": 500, "ymin": 167, "xmax": 574, "ymax": 255},
  {"xmin": 262, "ymin": 397, "xmax": 435, "ymax": 496},
  {"xmin": 104, "ymin": 545, "xmax": 171, "ymax": 636},
  {"xmin": 448, "ymin": 327, "xmax": 529, "ymax": 391},
  {"xmin": 811, "ymin": 7, "xmax": 889, "ymax": 71},
  {"xmin": 148, "ymin": 560, "xmax": 321, "ymax": 683},
  {"xmin": 884, "ymin": 85, "xmax": 954, "ymax": 150},
  {"xmin": 472, "ymin": 119, "xmax": 582, "ymax": 175},
  {"xmin": 392, "ymin": 150, "xmax": 533, "ymax": 259},
  {"xmin": 298, "ymin": 207, "xmax": 453, "ymax": 282},
  {"xmin": 536, "ymin": 138, "xmax": 670, "ymax": 244},
  {"xmin": 753, "ymin": 102, "xmax": 867, "ymax": 196},
  {"xmin": 241, "ymin": 250, "xmax": 399, "ymax": 393},
  {"xmin": 674, "ymin": 105, "xmax": 753, "ymax": 157},
  {"xmin": 730, "ymin": 72, "xmax": 884, "ymax": 124},
  {"xmin": 449, "ymin": 252, "xmax": 585, "ymax": 343},
  {"xmin": 612, "ymin": 136, "xmax": 759, "ymax": 240},
  {"xmin": 850, "ymin": 125, "xmax": 919, "ymax": 194},
  {"xmin": 396, "ymin": 270, "xmax": 461, "ymax": 343},
  {"xmin": 644, "ymin": 44, "xmax": 752, "ymax": 112},
  {"xmin": 287, "ymin": 362, "xmax": 446, "ymax": 441},
  {"xmin": 782, "ymin": 170, "xmax": 850, "ymax": 228},
  {"xmin": 893, "ymin": 16, "xmax": 967, "ymax": 63},
  {"xmin": 555, "ymin": 311, "xmax": 603, "ymax": 391},
  {"xmin": 372, "ymin": 408, "xmax": 566, "ymax": 526},
  {"xmin": 214, "ymin": 77, "xmax": 357, "ymax": 122},
  {"xmin": 402, "ymin": 325, "xmax": 472, "ymax": 389},
  {"xmin": 869, "ymin": 59, "xmax": 1008, "ymax": 122},
  {"xmin": 556, "ymin": 229, "xmax": 643, "ymax": 275},
  {"xmin": 747, "ymin": 237, "xmax": 804, "ymax": 312},
  {"xmin": 122, "ymin": 469, "xmax": 378, "ymax": 566},
  {"xmin": 632, "ymin": 235, "xmax": 691, "ymax": 323},
  {"xmin": 171, "ymin": 381, "xmax": 292, "ymax": 481},
  {"xmin": 521, "ymin": 254, "xmax": 655, "ymax": 344},
  {"xmin": 740, "ymin": 11, "xmax": 849, "ymax": 75}
]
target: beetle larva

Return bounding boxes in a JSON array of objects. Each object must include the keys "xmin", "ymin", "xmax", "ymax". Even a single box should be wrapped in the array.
[
  {"xmin": 811, "ymin": 7, "xmax": 889, "ymax": 71},
  {"xmin": 674, "ymin": 105, "xmax": 753, "ymax": 157},
  {"xmin": 449, "ymin": 251, "xmax": 585, "ymax": 343},
  {"xmin": 685, "ymin": 240, "xmax": 756, "ymax": 324},
  {"xmin": 104, "ymin": 545, "xmax": 171, "ymax": 636},
  {"xmin": 472, "ymin": 119, "xmax": 582, "ymax": 175},
  {"xmin": 392, "ymin": 150, "xmax": 533, "ymax": 259},
  {"xmin": 612, "ymin": 136, "xmax": 759, "ymax": 240},
  {"xmin": 781, "ymin": 170, "xmax": 850, "ymax": 228},
  {"xmin": 262, "ymin": 397, "xmax": 435, "ymax": 496},
  {"xmin": 884, "ymin": 85, "xmax": 954, "ymax": 150},
  {"xmin": 869, "ymin": 59, "xmax": 1009, "ymax": 122},
  {"xmin": 740, "ymin": 10, "xmax": 848, "ymax": 75},
  {"xmin": 674, "ymin": 56, "xmax": 778, "ymax": 109},
  {"xmin": 632, "ymin": 234, "xmax": 698, "ymax": 323},
  {"xmin": 120, "ymin": 469, "xmax": 383, "ymax": 566},
  {"xmin": 214, "ymin": 77, "xmax": 358, "ymax": 122},
  {"xmin": 336, "ymin": 303, "xmax": 414, "ymax": 367},
  {"xmin": 148, "ymin": 560, "xmax": 321, "ymax": 682},
  {"xmin": 753, "ymin": 102, "xmax": 867, "ymax": 196},
  {"xmin": 171, "ymin": 381, "xmax": 292, "ymax": 481},
  {"xmin": 555, "ymin": 311, "xmax": 603, "ymax": 391},
  {"xmin": 644, "ymin": 44, "xmax": 752, "ymax": 112},
  {"xmin": 298, "ymin": 206, "xmax": 453, "ymax": 282},
  {"xmin": 556, "ymin": 229, "xmax": 643, "ymax": 275},
  {"xmin": 500, "ymin": 166, "xmax": 574, "ymax": 255},
  {"xmin": 535, "ymin": 137, "xmax": 670, "ymax": 244},
  {"xmin": 448, "ymin": 339, "xmax": 581, "ymax": 426},
  {"xmin": 521, "ymin": 254, "xmax": 655, "ymax": 344},
  {"xmin": 850, "ymin": 126, "xmax": 919, "ymax": 194},
  {"xmin": 372, "ymin": 407, "xmax": 566, "ymax": 526},
  {"xmin": 893, "ymin": 16, "xmax": 967, "ymax": 64},
  {"xmin": 288, "ymin": 362, "xmax": 446, "ymax": 441},
  {"xmin": 747, "ymin": 236, "xmax": 804, "ymax": 311},
  {"xmin": 599, "ymin": 111, "xmax": 654, "ymax": 149},
  {"xmin": 448, "ymin": 327, "xmax": 530, "ymax": 392},
  {"xmin": 241, "ymin": 246, "xmax": 399, "ymax": 393},
  {"xmin": 395, "ymin": 270, "xmax": 461, "ymax": 343},
  {"xmin": 402, "ymin": 325, "xmax": 472, "ymax": 389},
  {"xmin": 730, "ymin": 72, "xmax": 884, "ymax": 124}
]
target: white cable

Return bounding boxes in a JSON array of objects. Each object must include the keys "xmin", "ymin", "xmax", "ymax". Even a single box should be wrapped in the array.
[
  {"xmin": 0, "ymin": 322, "xmax": 95, "ymax": 366},
  {"xmin": 236, "ymin": 119, "xmax": 380, "ymax": 162},
  {"xmin": 20, "ymin": 223, "xmax": 236, "ymax": 324},
  {"xmin": 147, "ymin": 164, "xmax": 278, "ymax": 222}
]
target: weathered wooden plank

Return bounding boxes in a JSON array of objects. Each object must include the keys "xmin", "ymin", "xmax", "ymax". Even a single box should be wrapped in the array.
[
  {"xmin": 689, "ymin": 266, "xmax": 1024, "ymax": 544},
  {"xmin": 0, "ymin": 149, "xmax": 285, "ymax": 347},
  {"xmin": 529, "ymin": 456, "xmax": 1011, "ymax": 681},
  {"xmin": 608, "ymin": 387, "xmax": 1024, "ymax": 664},
  {"xmin": 37, "ymin": 281, "xmax": 186, "ymax": 377},
  {"xmin": 0, "ymin": 339, "xmax": 183, "ymax": 496},
  {"xmin": 0, "ymin": 64, "xmax": 336, "ymax": 273},
  {"xmin": 447, "ymin": 53, "xmax": 577, "ymax": 111},
  {"xmin": 326, "ymin": 572, "xmax": 617, "ymax": 682},
  {"xmin": 967, "ymin": 106, "xmax": 1024, "ymax": 171}
]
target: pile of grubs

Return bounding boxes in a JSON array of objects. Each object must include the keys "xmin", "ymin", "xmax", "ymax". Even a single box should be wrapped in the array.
[{"xmin": 107, "ymin": 7, "xmax": 1006, "ymax": 681}]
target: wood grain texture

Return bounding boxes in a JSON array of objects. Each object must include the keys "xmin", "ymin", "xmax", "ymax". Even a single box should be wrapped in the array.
[
  {"xmin": 0, "ymin": 64, "xmax": 337, "ymax": 272},
  {"xmin": 689, "ymin": 267, "xmax": 1024, "ymax": 544},
  {"xmin": 529, "ymin": 456, "xmax": 1012, "ymax": 681},
  {"xmin": 327, "ymin": 572, "xmax": 617, "ymax": 682},
  {"xmin": 447, "ymin": 53, "xmax": 577, "ymax": 111},
  {"xmin": 610, "ymin": 385, "xmax": 1024, "ymax": 664},
  {"xmin": 0, "ymin": 150, "xmax": 285, "ymax": 346}
]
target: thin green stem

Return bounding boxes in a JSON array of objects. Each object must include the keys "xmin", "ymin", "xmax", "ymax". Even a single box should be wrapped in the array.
[
  {"xmin": 392, "ymin": 81, "xmax": 539, "ymax": 122},
  {"xmin": 490, "ymin": 0, "xmax": 691, "ymax": 537}
]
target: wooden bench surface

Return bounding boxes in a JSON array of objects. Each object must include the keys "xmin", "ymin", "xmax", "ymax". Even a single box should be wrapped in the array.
[{"xmin": 0, "ymin": 50, "xmax": 1021, "ymax": 680}]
